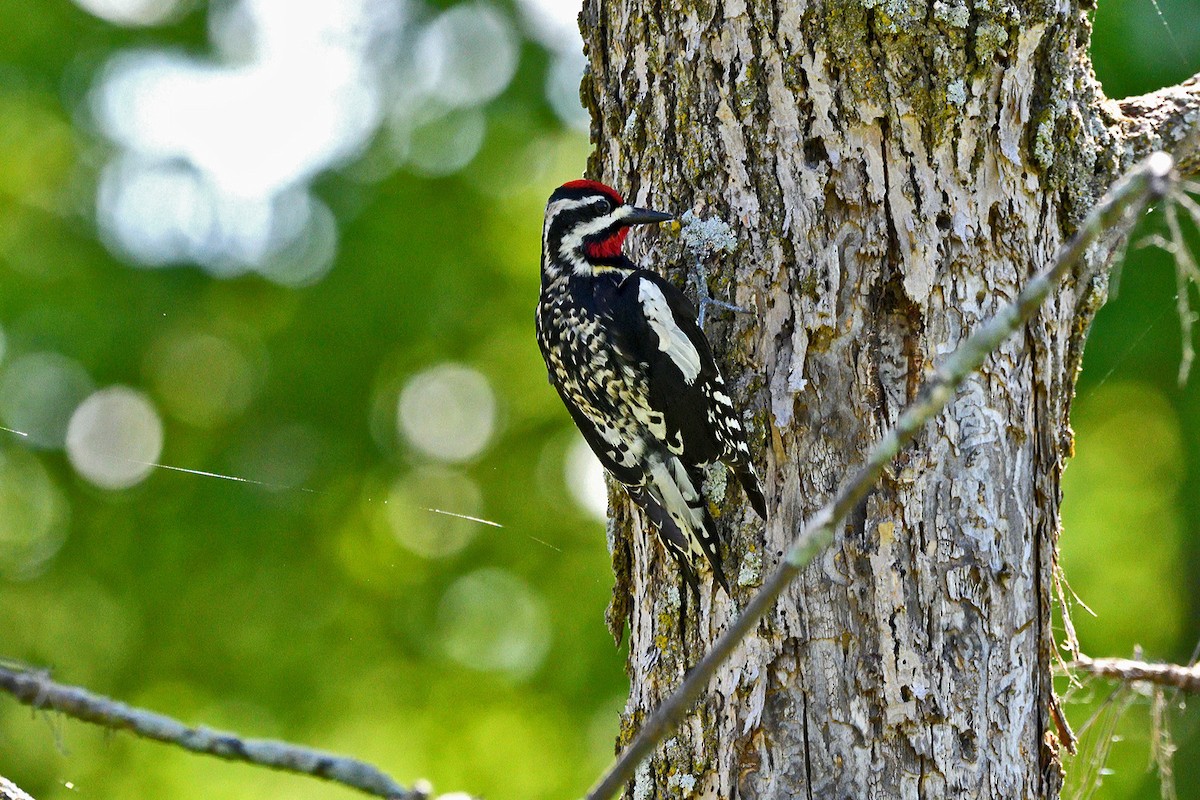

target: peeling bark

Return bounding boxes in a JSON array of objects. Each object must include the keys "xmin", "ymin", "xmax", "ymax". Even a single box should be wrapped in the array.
[{"xmin": 579, "ymin": 2, "xmax": 1197, "ymax": 798}]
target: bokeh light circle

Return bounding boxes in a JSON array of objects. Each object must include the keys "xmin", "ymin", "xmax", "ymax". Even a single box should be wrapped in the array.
[
  {"xmin": 437, "ymin": 568, "xmax": 550, "ymax": 679},
  {"xmin": 72, "ymin": 0, "xmax": 188, "ymax": 26},
  {"xmin": 398, "ymin": 108, "xmax": 487, "ymax": 177},
  {"xmin": 514, "ymin": 0, "xmax": 580, "ymax": 50},
  {"xmin": 233, "ymin": 423, "xmax": 320, "ymax": 494},
  {"xmin": 0, "ymin": 449, "xmax": 70, "ymax": 580},
  {"xmin": 96, "ymin": 157, "xmax": 217, "ymax": 269},
  {"xmin": 546, "ymin": 50, "xmax": 589, "ymax": 132},
  {"xmin": 255, "ymin": 190, "xmax": 339, "ymax": 286},
  {"xmin": 1061, "ymin": 381, "xmax": 1187, "ymax": 655},
  {"xmin": 398, "ymin": 363, "xmax": 496, "ymax": 463},
  {"xmin": 565, "ymin": 437, "xmax": 607, "ymax": 519},
  {"xmin": 66, "ymin": 387, "xmax": 165, "ymax": 489},
  {"xmin": 386, "ymin": 467, "xmax": 485, "ymax": 559},
  {"xmin": 0, "ymin": 352, "xmax": 95, "ymax": 449},
  {"xmin": 146, "ymin": 330, "xmax": 258, "ymax": 428},
  {"xmin": 89, "ymin": 1, "xmax": 402, "ymax": 280},
  {"xmin": 416, "ymin": 4, "xmax": 519, "ymax": 108}
]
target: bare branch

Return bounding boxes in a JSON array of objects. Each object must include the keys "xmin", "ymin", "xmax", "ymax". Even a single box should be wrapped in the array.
[
  {"xmin": 584, "ymin": 152, "xmax": 1176, "ymax": 800},
  {"xmin": 1074, "ymin": 654, "xmax": 1200, "ymax": 693},
  {"xmin": 0, "ymin": 777, "xmax": 36, "ymax": 800},
  {"xmin": 1114, "ymin": 72, "xmax": 1200, "ymax": 178},
  {"xmin": 0, "ymin": 665, "xmax": 446, "ymax": 800}
]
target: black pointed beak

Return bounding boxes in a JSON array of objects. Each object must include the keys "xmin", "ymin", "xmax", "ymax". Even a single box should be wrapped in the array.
[{"xmin": 623, "ymin": 207, "xmax": 674, "ymax": 226}]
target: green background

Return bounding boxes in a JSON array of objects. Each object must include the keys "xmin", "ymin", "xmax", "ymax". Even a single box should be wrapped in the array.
[{"xmin": 0, "ymin": 1, "xmax": 1197, "ymax": 798}]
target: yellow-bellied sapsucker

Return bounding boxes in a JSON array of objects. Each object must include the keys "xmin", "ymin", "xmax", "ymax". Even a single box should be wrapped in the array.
[{"xmin": 536, "ymin": 180, "xmax": 767, "ymax": 593}]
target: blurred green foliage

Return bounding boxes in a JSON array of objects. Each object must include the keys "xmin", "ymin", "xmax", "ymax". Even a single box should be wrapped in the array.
[
  {"xmin": 0, "ymin": 1, "xmax": 1196, "ymax": 799},
  {"xmin": 1060, "ymin": 2, "xmax": 1200, "ymax": 796}
]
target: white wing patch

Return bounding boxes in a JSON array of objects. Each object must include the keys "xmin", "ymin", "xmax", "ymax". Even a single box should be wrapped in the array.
[{"xmin": 638, "ymin": 279, "xmax": 701, "ymax": 384}]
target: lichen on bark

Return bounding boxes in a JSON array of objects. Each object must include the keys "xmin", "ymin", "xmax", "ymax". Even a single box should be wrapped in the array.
[{"xmin": 579, "ymin": 0, "xmax": 1198, "ymax": 797}]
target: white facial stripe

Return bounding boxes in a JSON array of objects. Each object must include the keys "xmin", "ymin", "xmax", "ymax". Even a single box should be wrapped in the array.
[
  {"xmin": 545, "ymin": 196, "xmax": 600, "ymax": 218},
  {"xmin": 543, "ymin": 197, "xmax": 610, "ymax": 266},
  {"xmin": 572, "ymin": 205, "xmax": 632, "ymax": 239},
  {"xmin": 544, "ymin": 198, "xmax": 591, "ymax": 253},
  {"xmin": 557, "ymin": 205, "xmax": 631, "ymax": 261},
  {"xmin": 638, "ymin": 278, "xmax": 702, "ymax": 384}
]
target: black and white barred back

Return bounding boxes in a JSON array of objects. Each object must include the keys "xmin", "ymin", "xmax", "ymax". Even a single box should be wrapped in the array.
[{"xmin": 536, "ymin": 180, "xmax": 767, "ymax": 592}]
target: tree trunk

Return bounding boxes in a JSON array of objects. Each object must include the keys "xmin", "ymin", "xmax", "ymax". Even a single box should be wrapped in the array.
[{"xmin": 580, "ymin": 2, "xmax": 1199, "ymax": 798}]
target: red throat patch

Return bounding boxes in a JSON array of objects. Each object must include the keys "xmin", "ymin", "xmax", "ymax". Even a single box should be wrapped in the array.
[{"xmin": 585, "ymin": 228, "xmax": 629, "ymax": 260}]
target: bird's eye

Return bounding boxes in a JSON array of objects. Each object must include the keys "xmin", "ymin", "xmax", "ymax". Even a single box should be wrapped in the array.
[{"xmin": 596, "ymin": 197, "xmax": 614, "ymax": 213}]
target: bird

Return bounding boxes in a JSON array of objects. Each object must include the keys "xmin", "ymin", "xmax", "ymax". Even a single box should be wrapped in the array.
[{"xmin": 536, "ymin": 179, "xmax": 767, "ymax": 595}]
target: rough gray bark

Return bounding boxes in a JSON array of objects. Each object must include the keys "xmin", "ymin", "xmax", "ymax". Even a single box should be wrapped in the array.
[{"xmin": 580, "ymin": 2, "xmax": 1200, "ymax": 798}]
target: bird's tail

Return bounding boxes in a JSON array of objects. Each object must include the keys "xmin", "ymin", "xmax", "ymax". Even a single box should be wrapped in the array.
[
  {"xmin": 734, "ymin": 460, "xmax": 768, "ymax": 520},
  {"xmin": 630, "ymin": 457, "xmax": 729, "ymax": 594}
]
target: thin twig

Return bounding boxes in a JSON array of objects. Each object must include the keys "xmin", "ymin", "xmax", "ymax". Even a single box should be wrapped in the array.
[
  {"xmin": 584, "ymin": 152, "xmax": 1176, "ymax": 800},
  {"xmin": 1073, "ymin": 654, "xmax": 1200, "ymax": 693},
  {"xmin": 1150, "ymin": 686, "xmax": 1178, "ymax": 800},
  {"xmin": 0, "ymin": 665, "xmax": 436, "ymax": 800},
  {"xmin": 1165, "ymin": 203, "xmax": 1199, "ymax": 384},
  {"xmin": 1070, "ymin": 685, "xmax": 1137, "ymax": 800}
]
